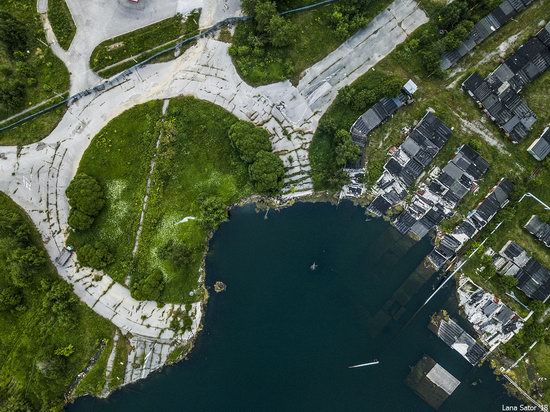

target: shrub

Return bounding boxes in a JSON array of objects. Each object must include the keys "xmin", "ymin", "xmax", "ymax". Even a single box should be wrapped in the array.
[
  {"xmin": 131, "ymin": 270, "xmax": 166, "ymax": 302},
  {"xmin": 228, "ymin": 121, "xmax": 272, "ymax": 164},
  {"xmin": 66, "ymin": 174, "xmax": 105, "ymax": 230},
  {"xmin": 0, "ymin": 286, "xmax": 23, "ymax": 312},
  {"xmin": 249, "ymin": 151, "xmax": 285, "ymax": 195},
  {"xmin": 77, "ymin": 243, "xmax": 114, "ymax": 269}
]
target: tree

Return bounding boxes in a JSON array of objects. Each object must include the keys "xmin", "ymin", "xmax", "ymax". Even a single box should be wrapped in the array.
[
  {"xmin": 0, "ymin": 211, "xmax": 30, "ymax": 246},
  {"xmin": 267, "ymin": 15, "xmax": 294, "ymax": 48},
  {"xmin": 41, "ymin": 280, "xmax": 77, "ymax": 327},
  {"xmin": 66, "ymin": 174, "xmax": 105, "ymax": 230},
  {"xmin": 0, "ymin": 286, "xmax": 23, "ymax": 312},
  {"xmin": 131, "ymin": 269, "xmax": 166, "ymax": 302},
  {"xmin": 334, "ymin": 129, "xmax": 360, "ymax": 168},
  {"xmin": 77, "ymin": 243, "xmax": 114, "ymax": 269},
  {"xmin": 249, "ymin": 151, "xmax": 285, "ymax": 194},
  {"xmin": 199, "ymin": 197, "xmax": 229, "ymax": 229},
  {"xmin": 68, "ymin": 209, "xmax": 94, "ymax": 231},
  {"xmin": 66, "ymin": 174, "xmax": 105, "ymax": 217},
  {"xmin": 0, "ymin": 79, "xmax": 26, "ymax": 111},
  {"xmin": 254, "ymin": 1, "xmax": 277, "ymax": 33},
  {"xmin": 157, "ymin": 239, "xmax": 196, "ymax": 268},
  {"xmin": 8, "ymin": 246, "xmax": 46, "ymax": 287},
  {"xmin": 0, "ymin": 12, "xmax": 28, "ymax": 54},
  {"xmin": 229, "ymin": 121, "xmax": 272, "ymax": 164}
]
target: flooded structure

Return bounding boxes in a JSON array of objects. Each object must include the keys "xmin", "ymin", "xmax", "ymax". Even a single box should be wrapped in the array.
[
  {"xmin": 525, "ymin": 215, "xmax": 550, "ymax": 247},
  {"xmin": 462, "ymin": 22, "xmax": 550, "ymax": 143},
  {"xmin": 441, "ymin": 0, "xmax": 535, "ymax": 70},
  {"xmin": 393, "ymin": 145, "xmax": 489, "ymax": 240},
  {"xmin": 429, "ymin": 312, "xmax": 488, "ymax": 365},
  {"xmin": 367, "ymin": 112, "xmax": 452, "ymax": 217},
  {"xmin": 426, "ymin": 178, "xmax": 513, "ymax": 270},
  {"xmin": 493, "ymin": 241, "xmax": 550, "ymax": 301},
  {"xmin": 457, "ymin": 277, "xmax": 524, "ymax": 351},
  {"xmin": 406, "ymin": 356, "xmax": 461, "ymax": 409}
]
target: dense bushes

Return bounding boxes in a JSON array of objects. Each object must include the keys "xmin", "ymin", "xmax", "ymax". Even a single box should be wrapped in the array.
[
  {"xmin": 0, "ymin": 194, "xmax": 112, "ymax": 411},
  {"xmin": 249, "ymin": 151, "xmax": 286, "ymax": 195},
  {"xmin": 228, "ymin": 120, "xmax": 285, "ymax": 195},
  {"xmin": 232, "ymin": 0, "xmax": 392, "ymax": 85},
  {"xmin": 399, "ymin": 0, "xmax": 500, "ymax": 76},
  {"xmin": 229, "ymin": 121, "xmax": 272, "ymax": 163},
  {"xmin": 66, "ymin": 173, "xmax": 105, "ymax": 230},
  {"xmin": 77, "ymin": 243, "xmax": 114, "ymax": 269},
  {"xmin": 131, "ymin": 269, "xmax": 166, "ymax": 302}
]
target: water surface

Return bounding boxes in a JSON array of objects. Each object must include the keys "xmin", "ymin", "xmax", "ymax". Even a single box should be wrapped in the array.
[{"xmin": 70, "ymin": 202, "xmax": 518, "ymax": 411}]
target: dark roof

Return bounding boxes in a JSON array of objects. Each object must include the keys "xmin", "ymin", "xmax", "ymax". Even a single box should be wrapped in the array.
[
  {"xmin": 528, "ymin": 127, "xmax": 550, "ymax": 160},
  {"xmin": 367, "ymin": 196, "xmax": 392, "ymax": 217},
  {"xmin": 524, "ymin": 215, "xmax": 550, "ymax": 247}
]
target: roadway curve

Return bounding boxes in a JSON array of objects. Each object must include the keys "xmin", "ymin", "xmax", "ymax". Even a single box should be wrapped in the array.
[{"xmin": 1, "ymin": 0, "xmax": 428, "ymax": 389}]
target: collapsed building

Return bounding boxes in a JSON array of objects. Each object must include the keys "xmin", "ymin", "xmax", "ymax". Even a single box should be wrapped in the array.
[
  {"xmin": 429, "ymin": 312, "xmax": 488, "ymax": 365},
  {"xmin": 366, "ymin": 112, "xmax": 452, "ymax": 217},
  {"xmin": 441, "ymin": 0, "xmax": 535, "ymax": 70},
  {"xmin": 462, "ymin": 22, "xmax": 550, "ymax": 143},
  {"xmin": 426, "ymin": 178, "xmax": 513, "ymax": 270},
  {"xmin": 525, "ymin": 215, "xmax": 550, "ymax": 247},
  {"xmin": 457, "ymin": 277, "xmax": 524, "ymax": 351},
  {"xmin": 392, "ymin": 145, "xmax": 489, "ymax": 240},
  {"xmin": 494, "ymin": 241, "xmax": 550, "ymax": 302}
]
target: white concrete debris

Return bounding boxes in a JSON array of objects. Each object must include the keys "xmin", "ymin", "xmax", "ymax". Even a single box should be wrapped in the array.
[
  {"xmin": 0, "ymin": 0, "xmax": 429, "ymax": 392},
  {"xmin": 457, "ymin": 277, "xmax": 524, "ymax": 352}
]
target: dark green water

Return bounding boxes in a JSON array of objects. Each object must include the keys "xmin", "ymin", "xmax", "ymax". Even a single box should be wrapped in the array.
[{"xmin": 70, "ymin": 202, "xmax": 519, "ymax": 411}]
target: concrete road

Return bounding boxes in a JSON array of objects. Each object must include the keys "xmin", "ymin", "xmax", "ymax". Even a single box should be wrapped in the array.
[{"xmin": 0, "ymin": 0, "xmax": 428, "ymax": 388}]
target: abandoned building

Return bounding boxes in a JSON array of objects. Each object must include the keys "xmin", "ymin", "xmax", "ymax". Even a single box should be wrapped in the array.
[
  {"xmin": 350, "ymin": 80, "xmax": 418, "ymax": 160},
  {"xmin": 406, "ymin": 356, "xmax": 461, "ymax": 410},
  {"xmin": 494, "ymin": 240, "xmax": 550, "ymax": 302},
  {"xmin": 462, "ymin": 22, "xmax": 550, "ymax": 143},
  {"xmin": 457, "ymin": 277, "xmax": 524, "ymax": 351},
  {"xmin": 429, "ymin": 313, "xmax": 488, "ymax": 365},
  {"xmin": 426, "ymin": 179, "xmax": 513, "ymax": 270},
  {"xmin": 527, "ymin": 126, "xmax": 550, "ymax": 161},
  {"xmin": 392, "ymin": 145, "xmax": 489, "ymax": 240},
  {"xmin": 441, "ymin": 0, "xmax": 535, "ymax": 70},
  {"xmin": 525, "ymin": 215, "xmax": 550, "ymax": 247},
  {"xmin": 366, "ymin": 112, "xmax": 452, "ymax": 217}
]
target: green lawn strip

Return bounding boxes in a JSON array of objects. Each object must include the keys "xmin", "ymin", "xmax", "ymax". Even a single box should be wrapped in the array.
[
  {"xmin": 0, "ymin": 193, "xmax": 114, "ymax": 410},
  {"xmin": 135, "ymin": 97, "xmax": 254, "ymax": 303},
  {"xmin": 0, "ymin": 0, "xmax": 70, "ymax": 123},
  {"xmin": 108, "ymin": 336, "xmax": 129, "ymax": 390},
  {"xmin": 68, "ymin": 101, "xmax": 163, "ymax": 284},
  {"xmin": 90, "ymin": 10, "xmax": 200, "ymax": 76},
  {"xmin": 73, "ymin": 338, "xmax": 113, "ymax": 397},
  {"xmin": 48, "ymin": 0, "xmax": 76, "ymax": 50},
  {"xmin": 0, "ymin": 102, "xmax": 68, "ymax": 145},
  {"xmin": 230, "ymin": 0, "xmax": 394, "ymax": 86}
]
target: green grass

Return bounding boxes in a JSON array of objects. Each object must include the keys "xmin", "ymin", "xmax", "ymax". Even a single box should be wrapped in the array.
[
  {"xmin": 0, "ymin": 102, "xmax": 68, "ymax": 146},
  {"xmin": 231, "ymin": 0, "xmax": 393, "ymax": 86},
  {"xmin": 73, "ymin": 338, "xmax": 113, "ymax": 397},
  {"xmin": 109, "ymin": 336, "xmax": 129, "ymax": 390},
  {"xmin": 68, "ymin": 101, "xmax": 163, "ymax": 284},
  {"xmin": 310, "ymin": 0, "xmax": 550, "ymax": 194},
  {"xmin": 69, "ymin": 97, "xmax": 257, "ymax": 303},
  {"xmin": 90, "ymin": 10, "xmax": 200, "ymax": 77},
  {"xmin": 0, "ymin": 193, "xmax": 114, "ymax": 410},
  {"xmin": 0, "ymin": 0, "xmax": 70, "ymax": 134},
  {"xmin": 48, "ymin": 0, "xmax": 76, "ymax": 50},
  {"xmin": 510, "ymin": 340, "xmax": 550, "ymax": 404}
]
